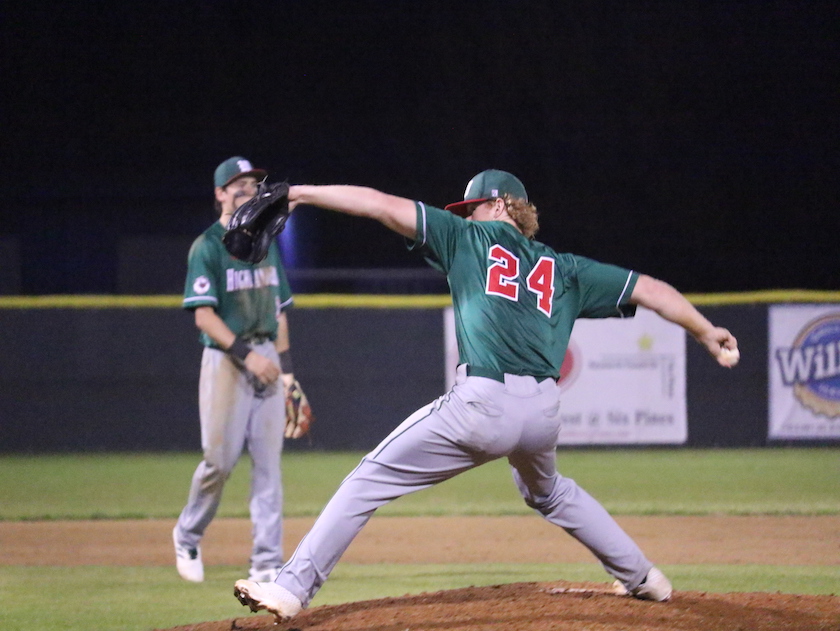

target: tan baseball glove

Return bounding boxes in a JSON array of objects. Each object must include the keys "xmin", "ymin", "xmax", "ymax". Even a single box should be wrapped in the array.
[{"xmin": 284, "ymin": 379, "xmax": 314, "ymax": 439}]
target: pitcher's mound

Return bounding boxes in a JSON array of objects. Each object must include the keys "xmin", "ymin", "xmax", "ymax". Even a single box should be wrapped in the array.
[{"xmin": 160, "ymin": 581, "xmax": 840, "ymax": 631}]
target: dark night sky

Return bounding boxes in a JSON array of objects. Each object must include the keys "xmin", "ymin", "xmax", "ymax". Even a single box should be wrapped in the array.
[{"xmin": 1, "ymin": 1, "xmax": 837, "ymax": 294}]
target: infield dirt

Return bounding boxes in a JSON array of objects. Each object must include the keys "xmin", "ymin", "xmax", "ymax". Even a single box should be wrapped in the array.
[{"xmin": 4, "ymin": 516, "xmax": 838, "ymax": 630}]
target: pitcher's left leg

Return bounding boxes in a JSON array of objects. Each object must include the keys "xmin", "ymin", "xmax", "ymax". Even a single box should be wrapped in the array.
[{"xmin": 275, "ymin": 400, "xmax": 483, "ymax": 606}]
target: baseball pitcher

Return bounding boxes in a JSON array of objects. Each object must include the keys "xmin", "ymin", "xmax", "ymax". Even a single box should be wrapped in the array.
[{"xmin": 233, "ymin": 170, "xmax": 738, "ymax": 621}]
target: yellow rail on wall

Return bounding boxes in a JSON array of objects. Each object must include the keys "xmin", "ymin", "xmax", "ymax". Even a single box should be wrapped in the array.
[
  {"xmin": 0, "ymin": 290, "xmax": 838, "ymax": 309},
  {"xmin": 0, "ymin": 294, "xmax": 451, "ymax": 309}
]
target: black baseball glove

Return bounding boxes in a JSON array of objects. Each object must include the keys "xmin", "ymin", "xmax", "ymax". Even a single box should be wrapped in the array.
[{"xmin": 222, "ymin": 181, "xmax": 291, "ymax": 264}]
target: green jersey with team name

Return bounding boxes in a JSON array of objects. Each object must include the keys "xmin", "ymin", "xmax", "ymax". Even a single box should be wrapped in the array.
[
  {"xmin": 411, "ymin": 202, "xmax": 638, "ymax": 378},
  {"xmin": 183, "ymin": 221, "xmax": 293, "ymax": 348}
]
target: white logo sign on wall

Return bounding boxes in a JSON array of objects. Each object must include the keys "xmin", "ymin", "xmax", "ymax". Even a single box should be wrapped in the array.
[
  {"xmin": 444, "ymin": 306, "xmax": 687, "ymax": 445},
  {"xmin": 769, "ymin": 305, "xmax": 840, "ymax": 439}
]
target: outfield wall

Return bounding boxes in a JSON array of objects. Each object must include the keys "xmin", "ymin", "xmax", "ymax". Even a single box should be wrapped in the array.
[{"xmin": 1, "ymin": 293, "xmax": 838, "ymax": 452}]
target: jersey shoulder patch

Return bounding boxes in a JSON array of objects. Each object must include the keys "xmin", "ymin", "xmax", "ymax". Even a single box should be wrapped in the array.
[{"xmin": 192, "ymin": 275, "xmax": 212, "ymax": 295}]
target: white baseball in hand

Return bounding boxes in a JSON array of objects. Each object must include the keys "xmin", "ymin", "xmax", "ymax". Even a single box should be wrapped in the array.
[{"xmin": 719, "ymin": 347, "xmax": 740, "ymax": 367}]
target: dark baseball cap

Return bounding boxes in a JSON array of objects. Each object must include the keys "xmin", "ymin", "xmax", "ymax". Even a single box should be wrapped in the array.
[
  {"xmin": 444, "ymin": 169, "xmax": 528, "ymax": 217},
  {"xmin": 214, "ymin": 156, "xmax": 267, "ymax": 188}
]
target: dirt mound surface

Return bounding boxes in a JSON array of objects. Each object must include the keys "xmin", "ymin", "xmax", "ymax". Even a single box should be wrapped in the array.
[{"xmin": 160, "ymin": 581, "xmax": 840, "ymax": 631}]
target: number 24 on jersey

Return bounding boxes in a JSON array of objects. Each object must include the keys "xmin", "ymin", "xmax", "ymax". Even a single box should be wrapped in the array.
[{"xmin": 485, "ymin": 244, "xmax": 555, "ymax": 317}]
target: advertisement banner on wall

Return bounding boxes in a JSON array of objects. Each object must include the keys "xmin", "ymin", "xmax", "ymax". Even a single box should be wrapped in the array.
[
  {"xmin": 769, "ymin": 305, "xmax": 840, "ymax": 440},
  {"xmin": 444, "ymin": 306, "xmax": 687, "ymax": 444}
]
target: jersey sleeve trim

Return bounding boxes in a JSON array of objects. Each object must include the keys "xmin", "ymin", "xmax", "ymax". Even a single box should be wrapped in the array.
[
  {"xmin": 615, "ymin": 271, "xmax": 639, "ymax": 317},
  {"xmin": 183, "ymin": 295, "xmax": 218, "ymax": 309},
  {"xmin": 279, "ymin": 295, "xmax": 294, "ymax": 311},
  {"xmin": 407, "ymin": 201, "xmax": 428, "ymax": 250}
]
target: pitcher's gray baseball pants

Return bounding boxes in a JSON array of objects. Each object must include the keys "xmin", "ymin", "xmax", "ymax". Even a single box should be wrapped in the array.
[{"xmin": 275, "ymin": 364, "xmax": 652, "ymax": 606}]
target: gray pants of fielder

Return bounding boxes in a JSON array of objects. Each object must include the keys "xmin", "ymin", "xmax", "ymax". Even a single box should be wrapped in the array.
[
  {"xmin": 175, "ymin": 342, "xmax": 285, "ymax": 573},
  {"xmin": 275, "ymin": 364, "xmax": 652, "ymax": 607}
]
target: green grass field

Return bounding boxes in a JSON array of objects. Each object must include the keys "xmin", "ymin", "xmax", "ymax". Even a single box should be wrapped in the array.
[
  {"xmin": 2, "ymin": 448, "xmax": 838, "ymax": 520},
  {"xmin": 1, "ymin": 448, "xmax": 838, "ymax": 631}
]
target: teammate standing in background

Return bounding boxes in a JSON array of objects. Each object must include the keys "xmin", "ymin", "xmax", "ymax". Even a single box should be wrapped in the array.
[
  {"xmin": 233, "ymin": 169, "xmax": 739, "ymax": 621},
  {"xmin": 173, "ymin": 156, "xmax": 302, "ymax": 583}
]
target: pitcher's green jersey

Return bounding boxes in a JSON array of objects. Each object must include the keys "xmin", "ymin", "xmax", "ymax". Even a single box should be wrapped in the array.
[
  {"xmin": 411, "ymin": 203, "xmax": 638, "ymax": 377},
  {"xmin": 183, "ymin": 222, "xmax": 293, "ymax": 348}
]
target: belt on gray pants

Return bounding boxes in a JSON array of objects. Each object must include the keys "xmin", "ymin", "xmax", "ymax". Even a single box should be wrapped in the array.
[
  {"xmin": 242, "ymin": 334, "xmax": 272, "ymax": 344},
  {"xmin": 466, "ymin": 365, "xmax": 557, "ymax": 384}
]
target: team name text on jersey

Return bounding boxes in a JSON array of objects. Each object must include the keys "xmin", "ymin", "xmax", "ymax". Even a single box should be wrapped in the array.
[{"xmin": 226, "ymin": 266, "xmax": 280, "ymax": 292}]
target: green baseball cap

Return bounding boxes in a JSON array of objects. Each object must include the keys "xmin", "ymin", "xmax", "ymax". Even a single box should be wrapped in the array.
[
  {"xmin": 444, "ymin": 169, "xmax": 528, "ymax": 217},
  {"xmin": 214, "ymin": 156, "xmax": 267, "ymax": 188}
]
